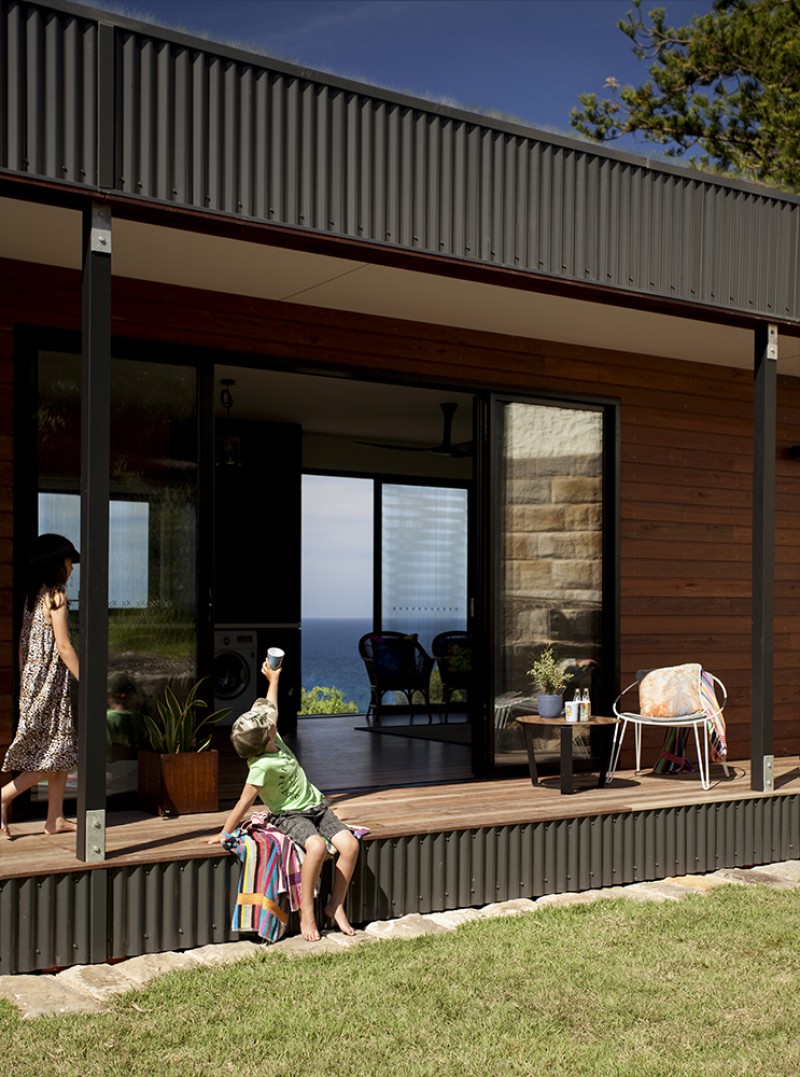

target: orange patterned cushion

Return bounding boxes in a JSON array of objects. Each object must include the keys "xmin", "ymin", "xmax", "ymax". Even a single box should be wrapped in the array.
[{"xmin": 636, "ymin": 663, "xmax": 703, "ymax": 718}]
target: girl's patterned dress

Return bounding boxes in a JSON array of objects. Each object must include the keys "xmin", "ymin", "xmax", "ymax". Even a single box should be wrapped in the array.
[{"xmin": 2, "ymin": 587, "xmax": 78, "ymax": 772}]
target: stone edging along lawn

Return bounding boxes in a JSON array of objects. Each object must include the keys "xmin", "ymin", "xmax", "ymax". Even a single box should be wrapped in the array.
[{"xmin": 3, "ymin": 860, "xmax": 800, "ymax": 1020}]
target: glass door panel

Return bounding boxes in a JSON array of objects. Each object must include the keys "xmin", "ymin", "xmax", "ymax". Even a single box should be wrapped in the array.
[
  {"xmin": 37, "ymin": 350, "xmax": 198, "ymax": 797},
  {"xmin": 381, "ymin": 483, "xmax": 468, "ymax": 651},
  {"xmin": 380, "ymin": 483, "xmax": 470, "ymax": 726},
  {"xmin": 493, "ymin": 401, "xmax": 604, "ymax": 765}
]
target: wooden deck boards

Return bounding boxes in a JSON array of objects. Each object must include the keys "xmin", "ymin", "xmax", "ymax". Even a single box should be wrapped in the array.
[{"xmin": 2, "ymin": 757, "xmax": 798, "ymax": 881}]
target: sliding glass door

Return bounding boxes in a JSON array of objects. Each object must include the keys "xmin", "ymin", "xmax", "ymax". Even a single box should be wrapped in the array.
[{"xmin": 490, "ymin": 397, "xmax": 615, "ymax": 767}]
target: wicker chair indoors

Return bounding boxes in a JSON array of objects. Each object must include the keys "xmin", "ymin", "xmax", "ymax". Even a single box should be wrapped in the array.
[
  {"xmin": 431, "ymin": 631, "xmax": 473, "ymax": 722},
  {"xmin": 358, "ymin": 631, "xmax": 434, "ymax": 725}
]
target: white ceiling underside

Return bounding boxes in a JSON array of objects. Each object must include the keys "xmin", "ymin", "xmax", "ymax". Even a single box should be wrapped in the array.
[{"xmin": 2, "ymin": 196, "xmax": 799, "ymax": 378}]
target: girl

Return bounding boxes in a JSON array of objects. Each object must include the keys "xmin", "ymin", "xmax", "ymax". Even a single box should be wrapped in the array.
[{"xmin": 1, "ymin": 534, "xmax": 81, "ymax": 839}]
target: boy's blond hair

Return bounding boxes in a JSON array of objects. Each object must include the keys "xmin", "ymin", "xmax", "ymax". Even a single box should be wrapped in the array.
[{"xmin": 230, "ymin": 699, "xmax": 277, "ymax": 760}]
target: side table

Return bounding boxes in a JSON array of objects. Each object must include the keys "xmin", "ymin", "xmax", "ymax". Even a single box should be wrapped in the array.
[{"xmin": 516, "ymin": 715, "xmax": 618, "ymax": 795}]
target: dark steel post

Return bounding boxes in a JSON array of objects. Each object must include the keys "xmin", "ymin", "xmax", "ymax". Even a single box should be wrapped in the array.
[
  {"xmin": 77, "ymin": 203, "xmax": 112, "ymax": 862},
  {"xmin": 752, "ymin": 323, "xmax": 777, "ymax": 792}
]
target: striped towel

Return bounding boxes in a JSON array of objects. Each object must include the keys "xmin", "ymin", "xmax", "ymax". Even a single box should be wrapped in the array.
[
  {"xmin": 223, "ymin": 811, "xmax": 370, "ymax": 942},
  {"xmin": 223, "ymin": 818, "xmax": 302, "ymax": 942},
  {"xmin": 700, "ymin": 669, "xmax": 727, "ymax": 762}
]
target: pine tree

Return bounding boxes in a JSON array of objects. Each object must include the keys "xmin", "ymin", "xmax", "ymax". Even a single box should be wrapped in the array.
[{"xmin": 570, "ymin": 0, "xmax": 800, "ymax": 190}]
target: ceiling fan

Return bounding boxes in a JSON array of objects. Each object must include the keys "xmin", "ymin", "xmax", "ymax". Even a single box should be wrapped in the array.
[{"xmin": 359, "ymin": 402, "xmax": 473, "ymax": 458}]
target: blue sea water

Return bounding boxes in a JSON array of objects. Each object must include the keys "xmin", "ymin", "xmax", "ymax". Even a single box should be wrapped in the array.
[
  {"xmin": 301, "ymin": 618, "xmax": 373, "ymax": 713},
  {"xmin": 301, "ymin": 617, "xmax": 462, "ymax": 714}
]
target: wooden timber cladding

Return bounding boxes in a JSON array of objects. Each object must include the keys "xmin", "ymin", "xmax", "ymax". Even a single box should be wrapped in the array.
[{"xmin": 0, "ymin": 257, "xmax": 798, "ymax": 761}]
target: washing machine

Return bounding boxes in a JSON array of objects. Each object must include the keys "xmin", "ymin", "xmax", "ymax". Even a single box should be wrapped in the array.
[{"xmin": 213, "ymin": 627, "xmax": 260, "ymax": 724}]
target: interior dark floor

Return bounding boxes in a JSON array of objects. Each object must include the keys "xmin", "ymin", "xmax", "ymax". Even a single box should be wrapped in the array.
[{"xmin": 218, "ymin": 710, "xmax": 477, "ymax": 801}]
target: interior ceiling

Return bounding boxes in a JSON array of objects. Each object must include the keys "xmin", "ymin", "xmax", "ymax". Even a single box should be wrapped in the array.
[
  {"xmin": 215, "ymin": 365, "xmax": 475, "ymax": 445},
  {"xmin": 3, "ymin": 197, "xmax": 800, "ymax": 400}
]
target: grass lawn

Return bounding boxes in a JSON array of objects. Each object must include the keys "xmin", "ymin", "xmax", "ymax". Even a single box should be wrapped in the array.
[{"xmin": 1, "ymin": 884, "xmax": 799, "ymax": 1075}]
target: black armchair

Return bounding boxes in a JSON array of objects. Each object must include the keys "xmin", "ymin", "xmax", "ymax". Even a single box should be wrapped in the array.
[
  {"xmin": 358, "ymin": 631, "xmax": 434, "ymax": 725},
  {"xmin": 431, "ymin": 631, "xmax": 473, "ymax": 722}
]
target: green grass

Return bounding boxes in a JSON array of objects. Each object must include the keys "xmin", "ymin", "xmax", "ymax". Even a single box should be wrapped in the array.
[{"xmin": 2, "ymin": 885, "xmax": 800, "ymax": 1075}]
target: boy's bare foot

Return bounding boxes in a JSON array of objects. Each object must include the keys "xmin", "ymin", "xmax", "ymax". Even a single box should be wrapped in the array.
[
  {"xmin": 299, "ymin": 913, "xmax": 321, "ymax": 942},
  {"xmin": 44, "ymin": 818, "xmax": 77, "ymax": 835},
  {"xmin": 324, "ymin": 901, "xmax": 356, "ymax": 936}
]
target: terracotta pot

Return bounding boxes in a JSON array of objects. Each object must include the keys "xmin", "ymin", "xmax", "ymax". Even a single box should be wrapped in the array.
[{"xmin": 137, "ymin": 749, "xmax": 219, "ymax": 817}]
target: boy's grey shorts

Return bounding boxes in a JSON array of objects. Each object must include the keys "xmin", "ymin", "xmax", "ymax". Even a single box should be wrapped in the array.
[{"xmin": 269, "ymin": 801, "xmax": 349, "ymax": 847}]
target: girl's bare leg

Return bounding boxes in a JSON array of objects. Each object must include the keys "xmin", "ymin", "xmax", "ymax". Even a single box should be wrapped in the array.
[
  {"xmin": 44, "ymin": 771, "xmax": 76, "ymax": 834},
  {"xmin": 323, "ymin": 830, "xmax": 359, "ymax": 935},
  {"xmin": 299, "ymin": 836, "xmax": 328, "ymax": 941},
  {"xmin": 1, "ymin": 771, "xmax": 47, "ymax": 837}
]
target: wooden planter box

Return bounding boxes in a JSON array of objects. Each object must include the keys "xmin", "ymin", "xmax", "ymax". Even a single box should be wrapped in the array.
[{"xmin": 137, "ymin": 749, "xmax": 219, "ymax": 817}]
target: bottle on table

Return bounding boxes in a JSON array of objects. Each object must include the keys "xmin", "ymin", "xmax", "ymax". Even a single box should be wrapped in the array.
[
  {"xmin": 567, "ymin": 688, "xmax": 581, "ymax": 723},
  {"xmin": 580, "ymin": 687, "xmax": 591, "ymax": 722}
]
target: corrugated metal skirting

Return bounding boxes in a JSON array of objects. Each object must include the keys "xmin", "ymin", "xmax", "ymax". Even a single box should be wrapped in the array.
[{"xmin": 2, "ymin": 796, "xmax": 798, "ymax": 975}]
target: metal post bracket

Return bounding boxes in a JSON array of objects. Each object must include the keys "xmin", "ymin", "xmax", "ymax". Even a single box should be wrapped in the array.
[
  {"xmin": 83, "ymin": 808, "xmax": 106, "ymax": 862},
  {"xmin": 90, "ymin": 204, "xmax": 112, "ymax": 255},
  {"xmin": 763, "ymin": 755, "xmax": 775, "ymax": 793},
  {"xmin": 766, "ymin": 323, "xmax": 778, "ymax": 361}
]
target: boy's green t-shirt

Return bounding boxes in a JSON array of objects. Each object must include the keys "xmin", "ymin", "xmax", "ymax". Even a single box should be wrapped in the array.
[{"xmin": 246, "ymin": 731, "xmax": 323, "ymax": 814}]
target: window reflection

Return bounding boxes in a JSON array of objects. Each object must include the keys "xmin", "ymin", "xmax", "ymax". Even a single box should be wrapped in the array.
[
  {"xmin": 37, "ymin": 351, "xmax": 198, "ymax": 798},
  {"xmin": 494, "ymin": 402, "xmax": 603, "ymax": 763}
]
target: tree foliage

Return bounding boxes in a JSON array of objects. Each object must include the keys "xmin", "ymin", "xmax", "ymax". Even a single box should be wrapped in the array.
[
  {"xmin": 300, "ymin": 685, "xmax": 358, "ymax": 715},
  {"xmin": 570, "ymin": 0, "xmax": 800, "ymax": 190}
]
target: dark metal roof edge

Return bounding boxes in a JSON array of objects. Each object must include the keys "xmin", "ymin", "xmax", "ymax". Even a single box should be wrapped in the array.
[
  {"xmin": 5, "ymin": 169, "xmax": 799, "ymax": 336},
  {"xmin": 26, "ymin": 0, "xmax": 800, "ymax": 209}
]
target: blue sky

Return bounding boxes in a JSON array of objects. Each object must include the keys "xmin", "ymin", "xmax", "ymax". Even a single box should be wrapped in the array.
[{"xmin": 102, "ymin": 0, "xmax": 717, "ymax": 146}]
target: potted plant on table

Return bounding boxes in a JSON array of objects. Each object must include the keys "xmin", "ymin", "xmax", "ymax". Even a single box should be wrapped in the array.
[
  {"xmin": 138, "ymin": 678, "xmax": 231, "ymax": 817},
  {"xmin": 527, "ymin": 645, "xmax": 573, "ymax": 718}
]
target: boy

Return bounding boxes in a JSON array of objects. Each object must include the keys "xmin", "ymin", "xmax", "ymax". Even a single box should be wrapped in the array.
[{"xmin": 209, "ymin": 660, "xmax": 359, "ymax": 941}]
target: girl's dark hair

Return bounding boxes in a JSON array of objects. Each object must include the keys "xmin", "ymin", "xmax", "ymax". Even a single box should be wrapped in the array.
[{"xmin": 25, "ymin": 533, "xmax": 80, "ymax": 612}]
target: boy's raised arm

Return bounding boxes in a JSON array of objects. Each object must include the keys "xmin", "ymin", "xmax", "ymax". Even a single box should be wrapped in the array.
[{"xmin": 262, "ymin": 661, "xmax": 281, "ymax": 717}]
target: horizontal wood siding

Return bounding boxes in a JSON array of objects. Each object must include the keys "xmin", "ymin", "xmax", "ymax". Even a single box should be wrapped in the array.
[
  {"xmin": 0, "ymin": 321, "xmax": 12, "ymax": 750},
  {"xmin": 0, "ymin": 257, "xmax": 798, "ymax": 765}
]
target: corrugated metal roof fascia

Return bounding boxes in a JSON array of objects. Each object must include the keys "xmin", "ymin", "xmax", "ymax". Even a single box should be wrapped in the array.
[
  {"xmin": 0, "ymin": 1, "xmax": 98, "ymax": 184},
  {"xmin": 31, "ymin": 0, "xmax": 800, "ymax": 206},
  {"xmin": 4, "ymin": 1, "xmax": 800, "ymax": 322}
]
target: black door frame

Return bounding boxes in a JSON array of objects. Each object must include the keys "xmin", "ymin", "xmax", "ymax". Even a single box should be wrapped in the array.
[{"xmin": 476, "ymin": 390, "xmax": 620, "ymax": 778}]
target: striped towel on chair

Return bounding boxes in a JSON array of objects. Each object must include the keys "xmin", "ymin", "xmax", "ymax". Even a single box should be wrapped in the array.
[{"xmin": 700, "ymin": 669, "xmax": 727, "ymax": 762}]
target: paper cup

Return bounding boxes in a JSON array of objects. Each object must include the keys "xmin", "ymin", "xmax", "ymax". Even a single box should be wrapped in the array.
[
  {"xmin": 266, "ymin": 647, "xmax": 285, "ymax": 670},
  {"xmin": 565, "ymin": 700, "xmax": 579, "ymax": 723}
]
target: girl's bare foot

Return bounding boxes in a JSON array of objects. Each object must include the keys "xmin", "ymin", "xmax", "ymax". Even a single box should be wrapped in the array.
[
  {"xmin": 324, "ymin": 901, "xmax": 355, "ymax": 936},
  {"xmin": 0, "ymin": 821, "xmax": 12, "ymax": 840},
  {"xmin": 44, "ymin": 818, "xmax": 77, "ymax": 835},
  {"xmin": 299, "ymin": 913, "xmax": 321, "ymax": 942}
]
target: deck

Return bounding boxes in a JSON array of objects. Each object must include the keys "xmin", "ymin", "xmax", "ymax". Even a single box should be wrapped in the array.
[
  {"xmin": 2, "ymin": 755, "xmax": 798, "ymax": 878},
  {"xmin": 2, "ymin": 723, "xmax": 799, "ymax": 974}
]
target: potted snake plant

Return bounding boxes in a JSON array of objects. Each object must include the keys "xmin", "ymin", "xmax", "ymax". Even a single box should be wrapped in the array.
[{"xmin": 137, "ymin": 678, "xmax": 230, "ymax": 816}]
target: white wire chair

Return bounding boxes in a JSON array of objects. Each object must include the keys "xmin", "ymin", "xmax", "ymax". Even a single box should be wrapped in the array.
[{"xmin": 606, "ymin": 670, "xmax": 730, "ymax": 791}]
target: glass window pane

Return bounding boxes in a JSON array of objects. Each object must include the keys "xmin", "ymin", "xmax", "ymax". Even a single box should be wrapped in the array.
[
  {"xmin": 38, "ymin": 493, "xmax": 150, "ymax": 608},
  {"xmin": 381, "ymin": 483, "xmax": 468, "ymax": 653},
  {"xmin": 301, "ymin": 474, "xmax": 373, "ymax": 714}
]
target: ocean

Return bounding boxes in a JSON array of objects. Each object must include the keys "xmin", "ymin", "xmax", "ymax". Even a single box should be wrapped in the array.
[
  {"xmin": 301, "ymin": 617, "xmax": 462, "ymax": 714},
  {"xmin": 301, "ymin": 618, "xmax": 373, "ymax": 713}
]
